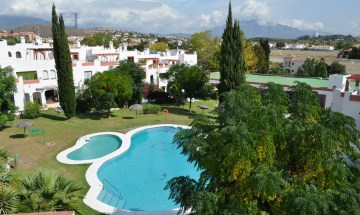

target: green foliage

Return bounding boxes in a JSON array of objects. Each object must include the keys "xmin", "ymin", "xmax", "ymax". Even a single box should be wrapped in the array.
[
  {"xmin": 219, "ymin": 2, "xmax": 246, "ymax": 98},
  {"xmin": 335, "ymin": 41, "xmax": 354, "ymax": 50},
  {"xmin": 83, "ymin": 71, "xmax": 133, "ymax": 117},
  {"xmin": 186, "ymin": 30, "xmax": 221, "ymax": 71},
  {"xmin": 160, "ymin": 64, "xmax": 210, "ymax": 111},
  {"xmin": 244, "ymin": 41, "xmax": 258, "ymax": 73},
  {"xmin": 328, "ymin": 61, "xmax": 346, "ymax": 75},
  {"xmin": 253, "ymin": 44, "xmax": 267, "ymax": 73},
  {"xmin": 0, "ymin": 66, "xmax": 17, "ymax": 124},
  {"xmin": 142, "ymin": 104, "xmax": 160, "ymax": 114},
  {"xmin": 75, "ymin": 89, "xmax": 92, "ymax": 113},
  {"xmin": 111, "ymin": 60, "xmax": 146, "ymax": 105},
  {"xmin": 148, "ymin": 41, "xmax": 169, "ymax": 52},
  {"xmin": 259, "ymin": 38, "xmax": 270, "ymax": 71},
  {"xmin": 17, "ymin": 169, "xmax": 84, "ymax": 213},
  {"xmin": 81, "ymin": 33, "xmax": 121, "ymax": 48},
  {"xmin": 52, "ymin": 4, "xmax": 76, "ymax": 119},
  {"xmin": 275, "ymin": 41, "xmax": 286, "ymax": 48},
  {"xmin": 0, "ymin": 186, "xmax": 18, "ymax": 214},
  {"xmin": 0, "ymin": 114, "xmax": 8, "ymax": 130},
  {"xmin": 166, "ymin": 82, "xmax": 360, "ymax": 214},
  {"xmin": 297, "ymin": 58, "xmax": 328, "ymax": 77},
  {"xmin": 22, "ymin": 102, "xmax": 41, "ymax": 119}
]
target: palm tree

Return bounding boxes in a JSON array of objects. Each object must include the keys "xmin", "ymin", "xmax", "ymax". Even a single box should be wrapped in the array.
[
  {"xmin": 17, "ymin": 169, "xmax": 84, "ymax": 213},
  {"xmin": 0, "ymin": 186, "xmax": 18, "ymax": 214}
]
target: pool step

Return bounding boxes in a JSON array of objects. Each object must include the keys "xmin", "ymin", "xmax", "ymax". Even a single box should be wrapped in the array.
[{"xmin": 98, "ymin": 189, "xmax": 125, "ymax": 209}]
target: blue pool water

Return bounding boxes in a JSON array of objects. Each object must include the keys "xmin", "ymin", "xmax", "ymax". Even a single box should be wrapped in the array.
[
  {"xmin": 97, "ymin": 126, "xmax": 200, "ymax": 211},
  {"xmin": 67, "ymin": 135, "xmax": 122, "ymax": 160}
]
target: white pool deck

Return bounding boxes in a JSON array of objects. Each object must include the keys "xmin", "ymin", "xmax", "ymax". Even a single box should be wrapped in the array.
[{"xmin": 56, "ymin": 124, "xmax": 190, "ymax": 215}]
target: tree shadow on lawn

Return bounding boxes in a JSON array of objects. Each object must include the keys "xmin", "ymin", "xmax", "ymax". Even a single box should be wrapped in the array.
[
  {"xmin": 76, "ymin": 112, "xmax": 117, "ymax": 120},
  {"xmin": 0, "ymin": 125, "xmax": 11, "ymax": 131},
  {"xmin": 122, "ymin": 116, "xmax": 135, "ymax": 119},
  {"xmin": 41, "ymin": 113, "xmax": 67, "ymax": 121},
  {"xmin": 9, "ymin": 134, "xmax": 25, "ymax": 139}
]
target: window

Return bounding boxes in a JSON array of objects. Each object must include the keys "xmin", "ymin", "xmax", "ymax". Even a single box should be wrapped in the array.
[
  {"xmin": 127, "ymin": 56, "xmax": 134, "ymax": 62},
  {"xmin": 42, "ymin": 70, "xmax": 49, "ymax": 80},
  {"xmin": 50, "ymin": 70, "xmax": 57, "ymax": 79},
  {"xmin": 150, "ymin": 75, "xmax": 154, "ymax": 83},
  {"xmin": 292, "ymin": 62, "xmax": 295, "ymax": 65},
  {"xmin": 16, "ymin": 51, "xmax": 22, "ymax": 59},
  {"xmin": 84, "ymin": 71, "xmax": 92, "ymax": 80},
  {"xmin": 8, "ymin": 52, "xmax": 12, "ymax": 57},
  {"xmin": 17, "ymin": 71, "xmax": 37, "ymax": 80}
]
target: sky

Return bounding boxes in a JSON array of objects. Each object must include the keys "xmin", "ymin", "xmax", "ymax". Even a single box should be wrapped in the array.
[{"xmin": 0, "ymin": 0, "xmax": 359, "ymax": 35}]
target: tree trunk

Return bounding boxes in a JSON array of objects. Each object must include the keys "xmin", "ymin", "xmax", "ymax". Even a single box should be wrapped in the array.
[
  {"xmin": 189, "ymin": 98, "xmax": 192, "ymax": 112},
  {"xmin": 107, "ymin": 108, "xmax": 111, "ymax": 118}
]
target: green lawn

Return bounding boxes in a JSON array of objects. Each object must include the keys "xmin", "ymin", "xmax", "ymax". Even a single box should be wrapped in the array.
[{"xmin": 1, "ymin": 100, "xmax": 218, "ymax": 214}]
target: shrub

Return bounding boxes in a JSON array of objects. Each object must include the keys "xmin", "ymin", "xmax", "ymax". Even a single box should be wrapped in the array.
[
  {"xmin": 23, "ymin": 102, "xmax": 41, "ymax": 119},
  {"xmin": 0, "ymin": 114, "xmax": 8, "ymax": 130},
  {"xmin": 143, "ymin": 104, "xmax": 161, "ymax": 114}
]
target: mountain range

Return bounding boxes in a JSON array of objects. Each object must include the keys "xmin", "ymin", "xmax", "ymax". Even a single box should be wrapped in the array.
[
  {"xmin": 212, "ymin": 19, "xmax": 325, "ymax": 39},
  {"xmin": 0, "ymin": 15, "xmax": 325, "ymax": 39}
]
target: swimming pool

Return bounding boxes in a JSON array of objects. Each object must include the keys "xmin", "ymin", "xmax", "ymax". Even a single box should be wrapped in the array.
[
  {"xmin": 97, "ymin": 126, "xmax": 199, "ymax": 211},
  {"xmin": 56, "ymin": 132, "xmax": 124, "ymax": 164},
  {"xmin": 57, "ymin": 124, "xmax": 198, "ymax": 214},
  {"xmin": 67, "ymin": 134, "xmax": 122, "ymax": 160}
]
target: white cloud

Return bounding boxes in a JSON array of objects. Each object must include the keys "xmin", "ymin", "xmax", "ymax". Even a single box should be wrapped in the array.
[
  {"xmin": 200, "ymin": 10, "xmax": 223, "ymax": 27},
  {"xmin": 235, "ymin": 0, "xmax": 270, "ymax": 20},
  {"xmin": 279, "ymin": 19, "xmax": 324, "ymax": 31}
]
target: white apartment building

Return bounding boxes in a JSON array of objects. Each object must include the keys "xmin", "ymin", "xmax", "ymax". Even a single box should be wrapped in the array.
[{"xmin": 0, "ymin": 36, "xmax": 197, "ymax": 111}]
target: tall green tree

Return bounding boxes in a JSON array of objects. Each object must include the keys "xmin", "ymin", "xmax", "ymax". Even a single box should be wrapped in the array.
[
  {"xmin": 328, "ymin": 61, "xmax": 346, "ymax": 75},
  {"xmin": 17, "ymin": 169, "xmax": 84, "ymax": 213},
  {"xmin": 244, "ymin": 41, "xmax": 258, "ymax": 73},
  {"xmin": 111, "ymin": 60, "xmax": 145, "ymax": 105},
  {"xmin": 0, "ymin": 66, "xmax": 17, "ymax": 129},
  {"xmin": 160, "ymin": 64, "xmax": 210, "ymax": 111},
  {"xmin": 83, "ymin": 71, "xmax": 133, "ymax": 117},
  {"xmin": 186, "ymin": 30, "xmax": 221, "ymax": 71},
  {"xmin": 219, "ymin": 2, "xmax": 246, "ymax": 99},
  {"xmin": 52, "ymin": 4, "xmax": 76, "ymax": 119},
  {"xmin": 166, "ymin": 82, "xmax": 360, "ymax": 214},
  {"xmin": 314, "ymin": 58, "xmax": 328, "ymax": 78},
  {"xmin": 297, "ymin": 58, "xmax": 316, "ymax": 77},
  {"xmin": 148, "ymin": 41, "xmax": 169, "ymax": 52},
  {"xmin": 259, "ymin": 38, "xmax": 270, "ymax": 71},
  {"xmin": 253, "ymin": 44, "xmax": 267, "ymax": 73}
]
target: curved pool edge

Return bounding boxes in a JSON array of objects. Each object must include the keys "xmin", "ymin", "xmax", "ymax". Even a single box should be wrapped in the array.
[
  {"xmin": 56, "ymin": 132, "xmax": 125, "ymax": 165},
  {"xmin": 83, "ymin": 124, "xmax": 190, "ymax": 214}
]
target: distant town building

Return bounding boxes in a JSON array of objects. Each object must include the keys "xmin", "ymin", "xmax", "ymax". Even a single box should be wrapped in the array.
[{"xmin": 282, "ymin": 55, "xmax": 305, "ymax": 75}]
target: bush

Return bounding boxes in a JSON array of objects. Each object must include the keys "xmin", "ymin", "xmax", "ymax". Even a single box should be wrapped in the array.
[
  {"xmin": 0, "ymin": 114, "xmax": 8, "ymax": 130},
  {"xmin": 143, "ymin": 104, "xmax": 161, "ymax": 114},
  {"xmin": 23, "ymin": 102, "xmax": 41, "ymax": 119},
  {"xmin": 76, "ymin": 91, "xmax": 92, "ymax": 113}
]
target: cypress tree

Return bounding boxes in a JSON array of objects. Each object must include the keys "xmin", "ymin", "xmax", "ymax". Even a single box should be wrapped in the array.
[
  {"xmin": 260, "ymin": 38, "xmax": 270, "ymax": 71},
  {"xmin": 52, "ymin": 4, "xmax": 76, "ymax": 119},
  {"xmin": 219, "ymin": 1, "xmax": 246, "ymax": 100}
]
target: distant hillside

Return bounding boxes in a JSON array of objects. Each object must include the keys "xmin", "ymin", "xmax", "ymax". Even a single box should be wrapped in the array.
[
  {"xmin": 0, "ymin": 15, "xmax": 49, "ymax": 29},
  {"xmin": 13, "ymin": 24, "xmax": 88, "ymax": 37},
  {"xmin": 212, "ymin": 19, "xmax": 325, "ymax": 39}
]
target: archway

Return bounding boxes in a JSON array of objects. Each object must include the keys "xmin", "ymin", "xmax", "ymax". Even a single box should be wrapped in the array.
[{"xmin": 45, "ymin": 90, "xmax": 58, "ymax": 104}]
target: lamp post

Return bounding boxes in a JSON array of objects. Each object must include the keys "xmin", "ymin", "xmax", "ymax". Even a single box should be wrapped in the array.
[{"xmin": 181, "ymin": 89, "xmax": 185, "ymax": 110}]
